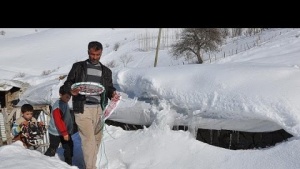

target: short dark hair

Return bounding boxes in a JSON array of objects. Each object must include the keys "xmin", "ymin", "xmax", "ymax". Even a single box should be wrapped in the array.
[
  {"xmin": 59, "ymin": 85, "xmax": 71, "ymax": 95},
  {"xmin": 21, "ymin": 104, "xmax": 33, "ymax": 113},
  {"xmin": 88, "ymin": 41, "xmax": 103, "ymax": 51}
]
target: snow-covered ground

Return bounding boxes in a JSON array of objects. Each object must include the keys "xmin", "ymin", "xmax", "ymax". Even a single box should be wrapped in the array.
[{"xmin": 1, "ymin": 28, "xmax": 300, "ymax": 169}]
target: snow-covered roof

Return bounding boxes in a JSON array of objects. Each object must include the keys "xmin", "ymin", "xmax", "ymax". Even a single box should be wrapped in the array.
[{"xmin": 0, "ymin": 79, "xmax": 25, "ymax": 91}]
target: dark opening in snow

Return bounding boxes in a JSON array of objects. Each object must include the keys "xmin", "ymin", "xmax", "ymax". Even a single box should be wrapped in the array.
[{"xmin": 105, "ymin": 120, "xmax": 293, "ymax": 150}]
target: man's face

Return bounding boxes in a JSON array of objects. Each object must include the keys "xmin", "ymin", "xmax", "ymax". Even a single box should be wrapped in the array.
[{"xmin": 88, "ymin": 48, "xmax": 102, "ymax": 64}]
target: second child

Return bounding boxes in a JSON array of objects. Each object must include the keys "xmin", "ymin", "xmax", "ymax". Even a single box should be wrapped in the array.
[{"xmin": 44, "ymin": 85, "xmax": 74, "ymax": 165}]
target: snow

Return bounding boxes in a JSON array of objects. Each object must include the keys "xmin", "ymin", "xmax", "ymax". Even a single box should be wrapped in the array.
[{"xmin": 0, "ymin": 28, "xmax": 300, "ymax": 169}]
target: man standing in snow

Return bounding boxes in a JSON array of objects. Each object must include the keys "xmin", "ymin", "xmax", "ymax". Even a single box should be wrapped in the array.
[{"xmin": 64, "ymin": 41, "xmax": 119, "ymax": 169}]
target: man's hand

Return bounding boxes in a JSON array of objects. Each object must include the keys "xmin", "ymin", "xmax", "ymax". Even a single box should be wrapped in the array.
[
  {"xmin": 111, "ymin": 91, "xmax": 121, "ymax": 101},
  {"xmin": 71, "ymin": 87, "xmax": 80, "ymax": 96}
]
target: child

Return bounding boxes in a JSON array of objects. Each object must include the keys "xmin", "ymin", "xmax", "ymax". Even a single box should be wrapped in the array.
[
  {"xmin": 12, "ymin": 104, "xmax": 45, "ymax": 148},
  {"xmin": 44, "ymin": 85, "xmax": 74, "ymax": 166}
]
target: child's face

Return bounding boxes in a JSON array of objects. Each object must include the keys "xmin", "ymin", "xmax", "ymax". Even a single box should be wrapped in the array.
[
  {"xmin": 60, "ymin": 93, "xmax": 71, "ymax": 103},
  {"xmin": 22, "ymin": 111, "xmax": 33, "ymax": 121}
]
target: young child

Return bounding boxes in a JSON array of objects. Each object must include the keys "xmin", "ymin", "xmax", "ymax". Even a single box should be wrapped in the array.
[
  {"xmin": 44, "ymin": 85, "xmax": 74, "ymax": 166},
  {"xmin": 12, "ymin": 103, "xmax": 45, "ymax": 148}
]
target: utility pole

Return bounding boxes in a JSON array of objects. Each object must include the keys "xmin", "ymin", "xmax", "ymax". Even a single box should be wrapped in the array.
[{"xmin": 154, "ymin": 28, "xmax": 162, "ymax": 67}]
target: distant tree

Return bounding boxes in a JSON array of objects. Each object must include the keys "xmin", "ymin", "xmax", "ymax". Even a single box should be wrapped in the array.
[
  {"xmin": 184, "ymin": 52, "xmax": 195, "ymax": 64},
  {"xmin": 14, "ymin": 72, "xmax": 25, "ymax": 78},
  {"xmin": 120, "ymin": 54, "xmax": 134, "ymax": 67},
  {"xmin": 0, "ymin": 30, "xmax": 5, "ymax": 36},
  {"xmin": 220, "ymin": 28, "xmax": 230, "ymax": 38},
  {"xmin": 244, "ymin": 28, "xmax": 265, "ymax": 36},
  {"xmin": 231, "ymin": 28, "xmax": 243, "ymax": 37},
  {"xmin": 113, "ymin": 42, "xmax": 120, "ymax": 51},
  {"xmin": 170, "ymin": 28, "xmax": 224, "ymax": 64},
  {"xmin": 59, "ymin": 75, "xmax": 67, "ymax": 80},
  {"xmin": 41, "ymin": 70, "xmax": 52, "ymax": 76},
  {"xmin": 106, "ymin": 60, "xmax": 118, "ymax": 68}
]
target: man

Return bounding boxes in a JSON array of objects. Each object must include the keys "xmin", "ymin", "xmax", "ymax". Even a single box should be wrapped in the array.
[{"xmin": 64, "ymin": 41, "xmax": 119, "ymax": 169}]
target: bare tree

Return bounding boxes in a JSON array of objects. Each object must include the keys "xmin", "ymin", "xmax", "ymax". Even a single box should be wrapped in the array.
[
  {"xmin": 119, "ymin": 54, "xmax": 134, "ymax": 67},
  {"xmin": 106, "ymin": 60, "xmax": 118, "ymax": 68},
  {"xmin": 170, "ymin": 28, "xmax": 224, "ymax": 64},
  {"xmin": 231, "ymin": 28, "xmax": 243, "ymax": 37},
  {"xmin": 184, "ymin": 52, "xmax": 194, "ymax": 64},
  {"xmin": 0, "ymin": 30, "xmax": 5, "ymax": 36},
  {"xmin": 113, "ymin": 42, "xmax": 120, "ymax": 51},
  {"xmin": 244, "ymin": 28, "xmax": 265, "ymax": 36},
  {"xmin": 220, "ymin": 28, "xmax": 230, "ymax": 38}
]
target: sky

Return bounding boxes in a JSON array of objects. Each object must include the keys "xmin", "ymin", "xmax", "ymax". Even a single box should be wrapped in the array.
[{"xmin": 0, "ymin": 28, "xmax": 300, "ymax": 169}]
